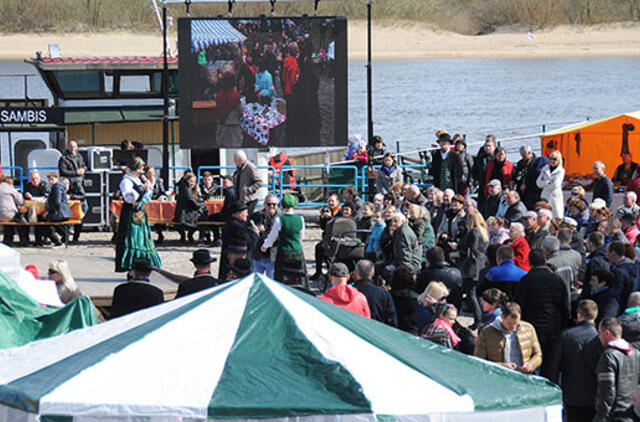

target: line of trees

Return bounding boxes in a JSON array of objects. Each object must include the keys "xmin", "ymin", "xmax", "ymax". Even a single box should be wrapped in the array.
[{"xmin": 2, "ymin": 0, "xmax": 640, "ymax": 35}]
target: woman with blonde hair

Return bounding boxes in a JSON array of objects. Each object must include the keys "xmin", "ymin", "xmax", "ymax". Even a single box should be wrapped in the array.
[
  {"xmin": 416, "ymin": 281, "xmax": 450, "ymax": 333},
  {"xmin": 458, "ymin": 211, "xmax": 489, "ymax": 329},
  {"xmin": 537, "ymin": 150, "xmax": 565, "ymax": 218},
  {"xmin": 48, "ymin": 260, "xmax": 82, "ymax": 304}
]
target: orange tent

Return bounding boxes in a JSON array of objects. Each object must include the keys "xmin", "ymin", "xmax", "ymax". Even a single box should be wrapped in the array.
[{"xmin": 541, "ymin": 111, "xmax": 640, "ymax": 177}]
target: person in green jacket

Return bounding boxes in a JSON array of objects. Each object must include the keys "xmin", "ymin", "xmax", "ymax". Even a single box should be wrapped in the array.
[{"xmin": 261, "ymin": 193, "xmax": 306, "ymax": 282}]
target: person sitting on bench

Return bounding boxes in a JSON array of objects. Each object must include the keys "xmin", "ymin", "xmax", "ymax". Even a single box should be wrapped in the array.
[{"xmin": 0, "ymin": 175, "xmax": 28, "ymax": 246}]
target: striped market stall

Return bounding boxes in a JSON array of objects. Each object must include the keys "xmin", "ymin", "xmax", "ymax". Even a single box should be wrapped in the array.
[
  {"xmin": 0, "ymin": 275, "xmax": 562, "ymax": 422},
  {"xmin": 191, "ymin": 20, "xmax": 247, "ymax": 52}
]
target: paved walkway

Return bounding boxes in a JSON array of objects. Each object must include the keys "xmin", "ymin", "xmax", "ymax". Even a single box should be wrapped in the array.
[{"xmin": 13, "ymin": 227, "xmax": 322, "ymax": 304}]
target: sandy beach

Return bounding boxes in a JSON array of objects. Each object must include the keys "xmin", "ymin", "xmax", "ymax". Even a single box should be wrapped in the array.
[{"xmin": 1, "ymin": 20, "xmax": 640, "ymax": 60}]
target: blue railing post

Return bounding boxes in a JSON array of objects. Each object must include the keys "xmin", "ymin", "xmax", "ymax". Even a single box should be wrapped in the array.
[{"xmin": 278, "ymin": 164, "xmax": 359, "ymax": 207}]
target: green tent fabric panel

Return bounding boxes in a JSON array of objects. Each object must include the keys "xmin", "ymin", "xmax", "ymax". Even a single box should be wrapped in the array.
[
  {"xmin": 285, "ymin": 286, "xmax": 562, "ymax": 411},
  {"xmin": 65, "ymin": 110, "xmax": 122, "ymax": 124},
  {"xmin": 0, "ymin": 284, "xmax": 235, "ymax": 414},
  {"xmin": 65, "ymin": 109, "xmax": 164, "ymax": 125},
  {"xmin": 41, "ymin": 415, "xmax": 72, "ymax": 422},
  {"xmin": 0, "ymin": 270, "xmax": 97, "ymax": 350},
  {"xmin": 35, "ymin": 297, "xmax": 98, "ymax": 341},
  {"xmin": 209, "ymin": 277, "xmax": 371, "ymax": 419},
  {"xmin": 121, "ymin": 109, "xmax": 164, "ymax": 121}
]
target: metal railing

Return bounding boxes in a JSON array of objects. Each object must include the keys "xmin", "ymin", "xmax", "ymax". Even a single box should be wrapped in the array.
[
  {"xmin": 359, "ymin": 164, "xmax": 432, "ymax": 198},
  {"xmin": 278, "ymin": 164, "xmax": 359, "ymax": 207},
  {"xmin": 197, "ymin": 165, "xmax": 277, "ymax": 195}
]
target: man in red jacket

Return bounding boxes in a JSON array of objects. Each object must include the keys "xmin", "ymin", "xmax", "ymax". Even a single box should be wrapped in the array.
[{"xmin": 320, "ymin": 263, "xmax": 371, "ymax": 318}]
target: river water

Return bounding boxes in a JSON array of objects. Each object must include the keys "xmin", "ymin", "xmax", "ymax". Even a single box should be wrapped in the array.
[{"xmin": 2, "ymin": 57, "xmax": 640, "ymax": 155}]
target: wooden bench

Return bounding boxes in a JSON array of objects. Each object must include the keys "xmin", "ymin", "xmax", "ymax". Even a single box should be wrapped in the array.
[{"xmin": 0, "ymin": 220, "xmax": 82, "ymax": 247}]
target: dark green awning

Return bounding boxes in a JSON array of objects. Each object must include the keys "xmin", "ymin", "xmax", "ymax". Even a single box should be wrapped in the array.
[{"xmin": 65, "ymin": 108, "xmax": 165, "ymax": 125}]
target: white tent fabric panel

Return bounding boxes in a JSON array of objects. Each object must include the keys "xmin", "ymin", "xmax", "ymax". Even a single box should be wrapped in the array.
[
  {"xmin": 0, "ymin": 284, "xmax": 228, "ymax": 384},
  {"xmin": 264, "ymin": 279, "xmax": 475, "ymax": 415},
  {"xmin": 0, "ymin": 405, "xmax": 563, "ymax": 422},
  {"xmin": 39, "ymin": 281, "xmax": 252, "ymax": 418}
]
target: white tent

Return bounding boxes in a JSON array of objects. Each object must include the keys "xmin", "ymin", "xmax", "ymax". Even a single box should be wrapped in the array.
[{"xmin": 0, "ymin": 274, "xmax": 562, "ymax": 422}]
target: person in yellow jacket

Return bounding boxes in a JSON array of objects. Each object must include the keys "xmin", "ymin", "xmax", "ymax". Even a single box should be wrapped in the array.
[{"xmin": 474, "ymin": 301, "xmax": 542, "ymax": 374}]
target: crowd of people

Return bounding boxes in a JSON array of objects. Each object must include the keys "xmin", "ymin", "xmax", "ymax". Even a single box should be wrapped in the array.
[
  {"xmin": 8, "ymin": 131, "xmax": 640, "ymax": 421},
  {"xmin": 0, "ymin": 140, "xmax": 85, "ymax": 247}
]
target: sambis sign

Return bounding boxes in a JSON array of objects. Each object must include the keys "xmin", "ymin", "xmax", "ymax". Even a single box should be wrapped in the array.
[{"xmin": 0, "ymin": 108, "xmax": 64, "ymax": 125}]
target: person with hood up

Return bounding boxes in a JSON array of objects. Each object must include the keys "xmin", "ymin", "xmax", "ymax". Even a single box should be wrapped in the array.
[
  {"xmin": 594, "ymin": 317, "xmax": 640, "ymax": 422},
  {"xmin": 320, "ymin": 263, "xmax": 371, "ymax": 318},
  {"xmin": 343, "ymin": 134, "xmax": 362, "ymax": 161}
]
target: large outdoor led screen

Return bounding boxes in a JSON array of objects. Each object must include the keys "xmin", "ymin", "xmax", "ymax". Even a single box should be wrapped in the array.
[{"xmin": 178, "ymin": 16, "xmax": 347, "ymax": 148}]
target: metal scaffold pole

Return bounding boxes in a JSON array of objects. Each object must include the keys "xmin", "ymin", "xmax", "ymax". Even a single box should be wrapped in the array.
[
  {"xmin": 366, "ymin": 0, "xmax": 373, "ymax": 144},
  {"xmin": 162, "ymin": 1, "xmax": 170, "ymax": 191}
]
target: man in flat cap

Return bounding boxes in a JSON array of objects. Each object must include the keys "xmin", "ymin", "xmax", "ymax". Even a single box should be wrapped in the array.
[{"xmin": 320, "ymin": 263, "xmax": 371, "ymax": 318}]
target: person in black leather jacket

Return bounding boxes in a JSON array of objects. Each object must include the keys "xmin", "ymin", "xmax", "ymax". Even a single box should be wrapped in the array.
[
  {"xmin": 455, "ymin": 137, "xmax": 474, "ymax": 196},
  {"xmin": 416, "ymin": 246, "xmax": 463, "ymax": 309},
  {"xmin": 594, "ymin": 317, "xmax": 640, "ymax": 422},
  {"xmin": 58, "ymin": 140, "xmax": 87, "ymax": 244}
]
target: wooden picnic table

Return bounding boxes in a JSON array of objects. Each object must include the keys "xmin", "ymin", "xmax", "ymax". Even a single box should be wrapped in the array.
[{"xmin": 109, "ymin": 200, "xmax": 223, "ymax": 224}]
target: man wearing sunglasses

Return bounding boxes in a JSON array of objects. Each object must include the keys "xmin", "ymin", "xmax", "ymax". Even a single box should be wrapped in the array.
[{"xmin": 250, "ymin": 194, "xmax": 280, "ymax": 278}]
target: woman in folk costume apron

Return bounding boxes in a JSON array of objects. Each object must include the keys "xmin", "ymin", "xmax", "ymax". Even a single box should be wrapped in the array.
[{"xmin": 115, "ymin": 157, "xmax": 162, "ymax": 272}]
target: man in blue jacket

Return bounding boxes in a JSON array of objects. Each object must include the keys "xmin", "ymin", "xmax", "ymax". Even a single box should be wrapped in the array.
[{"xmin": 483, "ymin": 245, "xmax": 527, "ymax": 299}]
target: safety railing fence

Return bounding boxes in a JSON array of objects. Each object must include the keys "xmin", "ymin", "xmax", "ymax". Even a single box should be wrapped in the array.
[
  {"xmin": 278, "ymin": 165, "xmax": 359, "ymax": 207},
  {"xmin": 3, "ymin": 166, "xmax": 24, "ymax": 192},
  {"xmin": 197, "ymin": 165, "xmax": 277, "ymax": 196},
  {"xmin": 358, "ymin": 164, "xmax": 433, "ymax": 199}
]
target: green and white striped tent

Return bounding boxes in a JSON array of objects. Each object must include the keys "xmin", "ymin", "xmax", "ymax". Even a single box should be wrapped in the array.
[{"xmin": 0, "ymin": 274, "xmax": 562, "ymax": 422}]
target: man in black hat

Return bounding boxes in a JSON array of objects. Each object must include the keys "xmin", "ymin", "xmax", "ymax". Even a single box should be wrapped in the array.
[
  {"xmin": 429, "ymin": 133, "xmax": 462, "ymax": 193},
  {"xmin": 175, "ymin": 249, "xmax": 219, "ymax": 298},
  {"xmin": 229, "ymin": 258, "xmax": 252, "ymax": 279},
  {"xmin": 111, "ymin": 257, "xmax": 164, "ymax": 318},
  {"xmin": 219, "ymin": 201, "xmax": 257, "ymax": 280}
]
